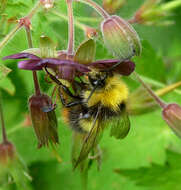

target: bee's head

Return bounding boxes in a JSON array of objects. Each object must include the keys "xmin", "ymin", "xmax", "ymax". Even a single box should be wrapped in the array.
[{"xmin": 88, "ymin": 71, "xmax": 109, "ymax": 88}]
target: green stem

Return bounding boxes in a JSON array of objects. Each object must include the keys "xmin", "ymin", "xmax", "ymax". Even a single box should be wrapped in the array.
[
  {"xmin": 0, "ymin": 93, "xmax": 8, "ymax": 143},
  {"xmin": 77, "ymin": 0, "xmax": 110, "ymax": 19},
  {"xmin": 25, "ymin": 28, "xmax": 41, "ymax": 96},
  {"xmin": 134, "ymin": 72, "xmax": 166, "ymax": 108},
  {"xmin": 160, "ymin": 0, "xmax": 181, "ymax": 11}
]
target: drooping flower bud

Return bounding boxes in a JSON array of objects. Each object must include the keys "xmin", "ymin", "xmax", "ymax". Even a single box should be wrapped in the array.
[
  {"xmin": 29, "ymin": 93, "xmax": 59, "ymax": 148},
  {"xmin": 0, "ymin": 141, "xmax": 15, "ymax": 164},
  {"xmin": 101, "ymin": 15, "xmax": 141, "ymax": 60},
  {"xmin": 162, "ymin": 103, "xmax": 181, "ymax": 138}
]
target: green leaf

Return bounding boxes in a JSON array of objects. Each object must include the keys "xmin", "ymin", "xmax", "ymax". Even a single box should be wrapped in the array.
[
  {"xmin": 0, "ymin": 77, "xmax": 15, "ymax": 95},
  {"xmin": 115, "ymin": 150, "xmax": 181, "ymax": 190},
  {"xmin": 134, "ymin": 40, "xmax": 166, "ymax": 82},
  {"xmin": 0, "ymin": 65, "xmax": 11, "ymax": 80}
]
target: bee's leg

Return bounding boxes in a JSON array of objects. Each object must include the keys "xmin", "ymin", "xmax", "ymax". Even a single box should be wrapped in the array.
[
  {"xmin": 44, "ymin": 66, "xmax": 81, "ymax": 99},
  {"xmin": 89, "ymin": 145, "xmax": 102, "ymax": 160},
  {"xmin": 59, "ymin": 88, "xmax": 83, "ymax": 108}
]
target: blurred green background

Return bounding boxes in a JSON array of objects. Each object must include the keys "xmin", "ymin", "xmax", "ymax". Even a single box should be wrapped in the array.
[{"xmin": 1, "ymin": 0, "xmax": 181, "ymax": 189}]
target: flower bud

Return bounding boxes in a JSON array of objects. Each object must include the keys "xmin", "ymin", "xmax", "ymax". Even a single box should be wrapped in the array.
[
  {"xmin": 101, "ymin": 15, "xmax": 141, "ymax": 60},
  {"xmin": 162, "ymin": 103, "xmax": 181, "ymax": 138},
  {"xmin": 85, "ymin": 27, "xmax": 98, "ymax": 39},
  {"xmin": 29, "ymin": 94, "xmax": 59, "ymax": 148},
  {"xmin": 0, "ymin": 141, "xmax": 15, "ymax": 164}
]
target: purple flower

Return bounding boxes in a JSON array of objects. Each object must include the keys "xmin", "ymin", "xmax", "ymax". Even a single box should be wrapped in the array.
[
  {"xmin": 3, "ymin": 53, "xmax": 90, "ymax": 81},
  {"xmin": 3, "ymin": 52, "xmax": 135, "ymax": 81}
]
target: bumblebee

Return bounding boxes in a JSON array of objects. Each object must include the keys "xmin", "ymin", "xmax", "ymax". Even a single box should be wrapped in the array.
[{"xmin": 45, "ymin": 66, "xmax": 131, "ymax": 167}]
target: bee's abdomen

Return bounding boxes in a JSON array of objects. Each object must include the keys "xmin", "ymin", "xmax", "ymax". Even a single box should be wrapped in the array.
[
  {"xmin": 67, "ymin": 106, "xmax": 88, "ymax": 133},
  {"xmin": 88, "ymin": 103, "xmax": 126, "ymax": 120}
]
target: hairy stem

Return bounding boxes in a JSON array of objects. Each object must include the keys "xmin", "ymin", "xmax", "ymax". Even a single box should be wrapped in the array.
[
  {"xmin": 76, "ymin": 0, "xmax": 110, "ymax": 19},
  {"xmin": 0, "ymin": 93, "xmax": 8, "ymax": 143},
  {"xmin": 25, "ymin": 28, "xmax": 41, "ymax": 96},
  {"xmin": 67, "ymin": 0, "xmax": 74, "ymax": 55},
  {"xmin": 0, "ymin": 1, "xmax": 41, "ymax": 51},
  {"xmin": 134, "ymin": 72, "xmax": 166, "ymax": 108}
]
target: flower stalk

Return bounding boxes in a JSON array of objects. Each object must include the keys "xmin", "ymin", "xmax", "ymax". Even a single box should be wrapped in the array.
[
  {"xmin": 67, "ymin": 0, "xmax": 75, "ymax": 55},
  {"xmin": 133, "ymin": 72, "xmax": 166, "ymax": 109},
  {"xmin": 0, "ymin": 94, "xmax": 7, "ymax": 143},
  {"xmin": 77, "ymin": 0, "xmax": 110, "ymax": 19},
  {"xmin": 25, "ymin": 25, "xmax": 41, "ymax": 96}
]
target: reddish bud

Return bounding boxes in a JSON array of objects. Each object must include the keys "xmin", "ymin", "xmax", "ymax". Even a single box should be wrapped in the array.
[
  {"xmin": 162, "ymin": 103, "xmax": 181, "ymax": 138},
  {"xmin": 29, "ymin": 94, "xmax": 59, "ymax": 148},
  {"xmin": 101, "ymin": 15, "xmax": 141, "ymax": 60},
  {"xmin": 0, "ymin": 141, "xmax": 15, "ymax": 164},
  {"xmin": 85, "ymin": 27, "xmax": 98, "ymax": 39}
]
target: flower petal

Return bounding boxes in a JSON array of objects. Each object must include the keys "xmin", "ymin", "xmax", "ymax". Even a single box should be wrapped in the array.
[
  {"xmin": 89, "ymin": 59, "xmax": 135, "ymax": 76},
  {"xmin": 3, "ymin": 53, "xmax": 40, "ymax": 60},
  {"xmin": 38, "ymin": 58, "xmax": 90, "ymax": 73},
  {"xmin": 18, "ymin": 60, "xmax": 42, "ymax": 70}
]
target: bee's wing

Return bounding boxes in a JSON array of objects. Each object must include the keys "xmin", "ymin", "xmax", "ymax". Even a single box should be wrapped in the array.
[
  {"xmin": 74, "ymin": 107, "xmax": 102, "ymax": 169},
  {"xmin": 109, "ymin": 110, "xmax": 130, "ymax": 139}
]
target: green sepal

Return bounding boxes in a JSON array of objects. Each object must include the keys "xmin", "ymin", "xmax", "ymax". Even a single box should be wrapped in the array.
[
  {"xmin": 39, "ymin": 35, "xmax": 57, "ymax": 58},
  {"xmin": 74, "ymin": 39, "xmax": 96, "ymax": 65},
  {"xmin": 22, "ymin": 48, "xmax": 41, "ymax": 57}
]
